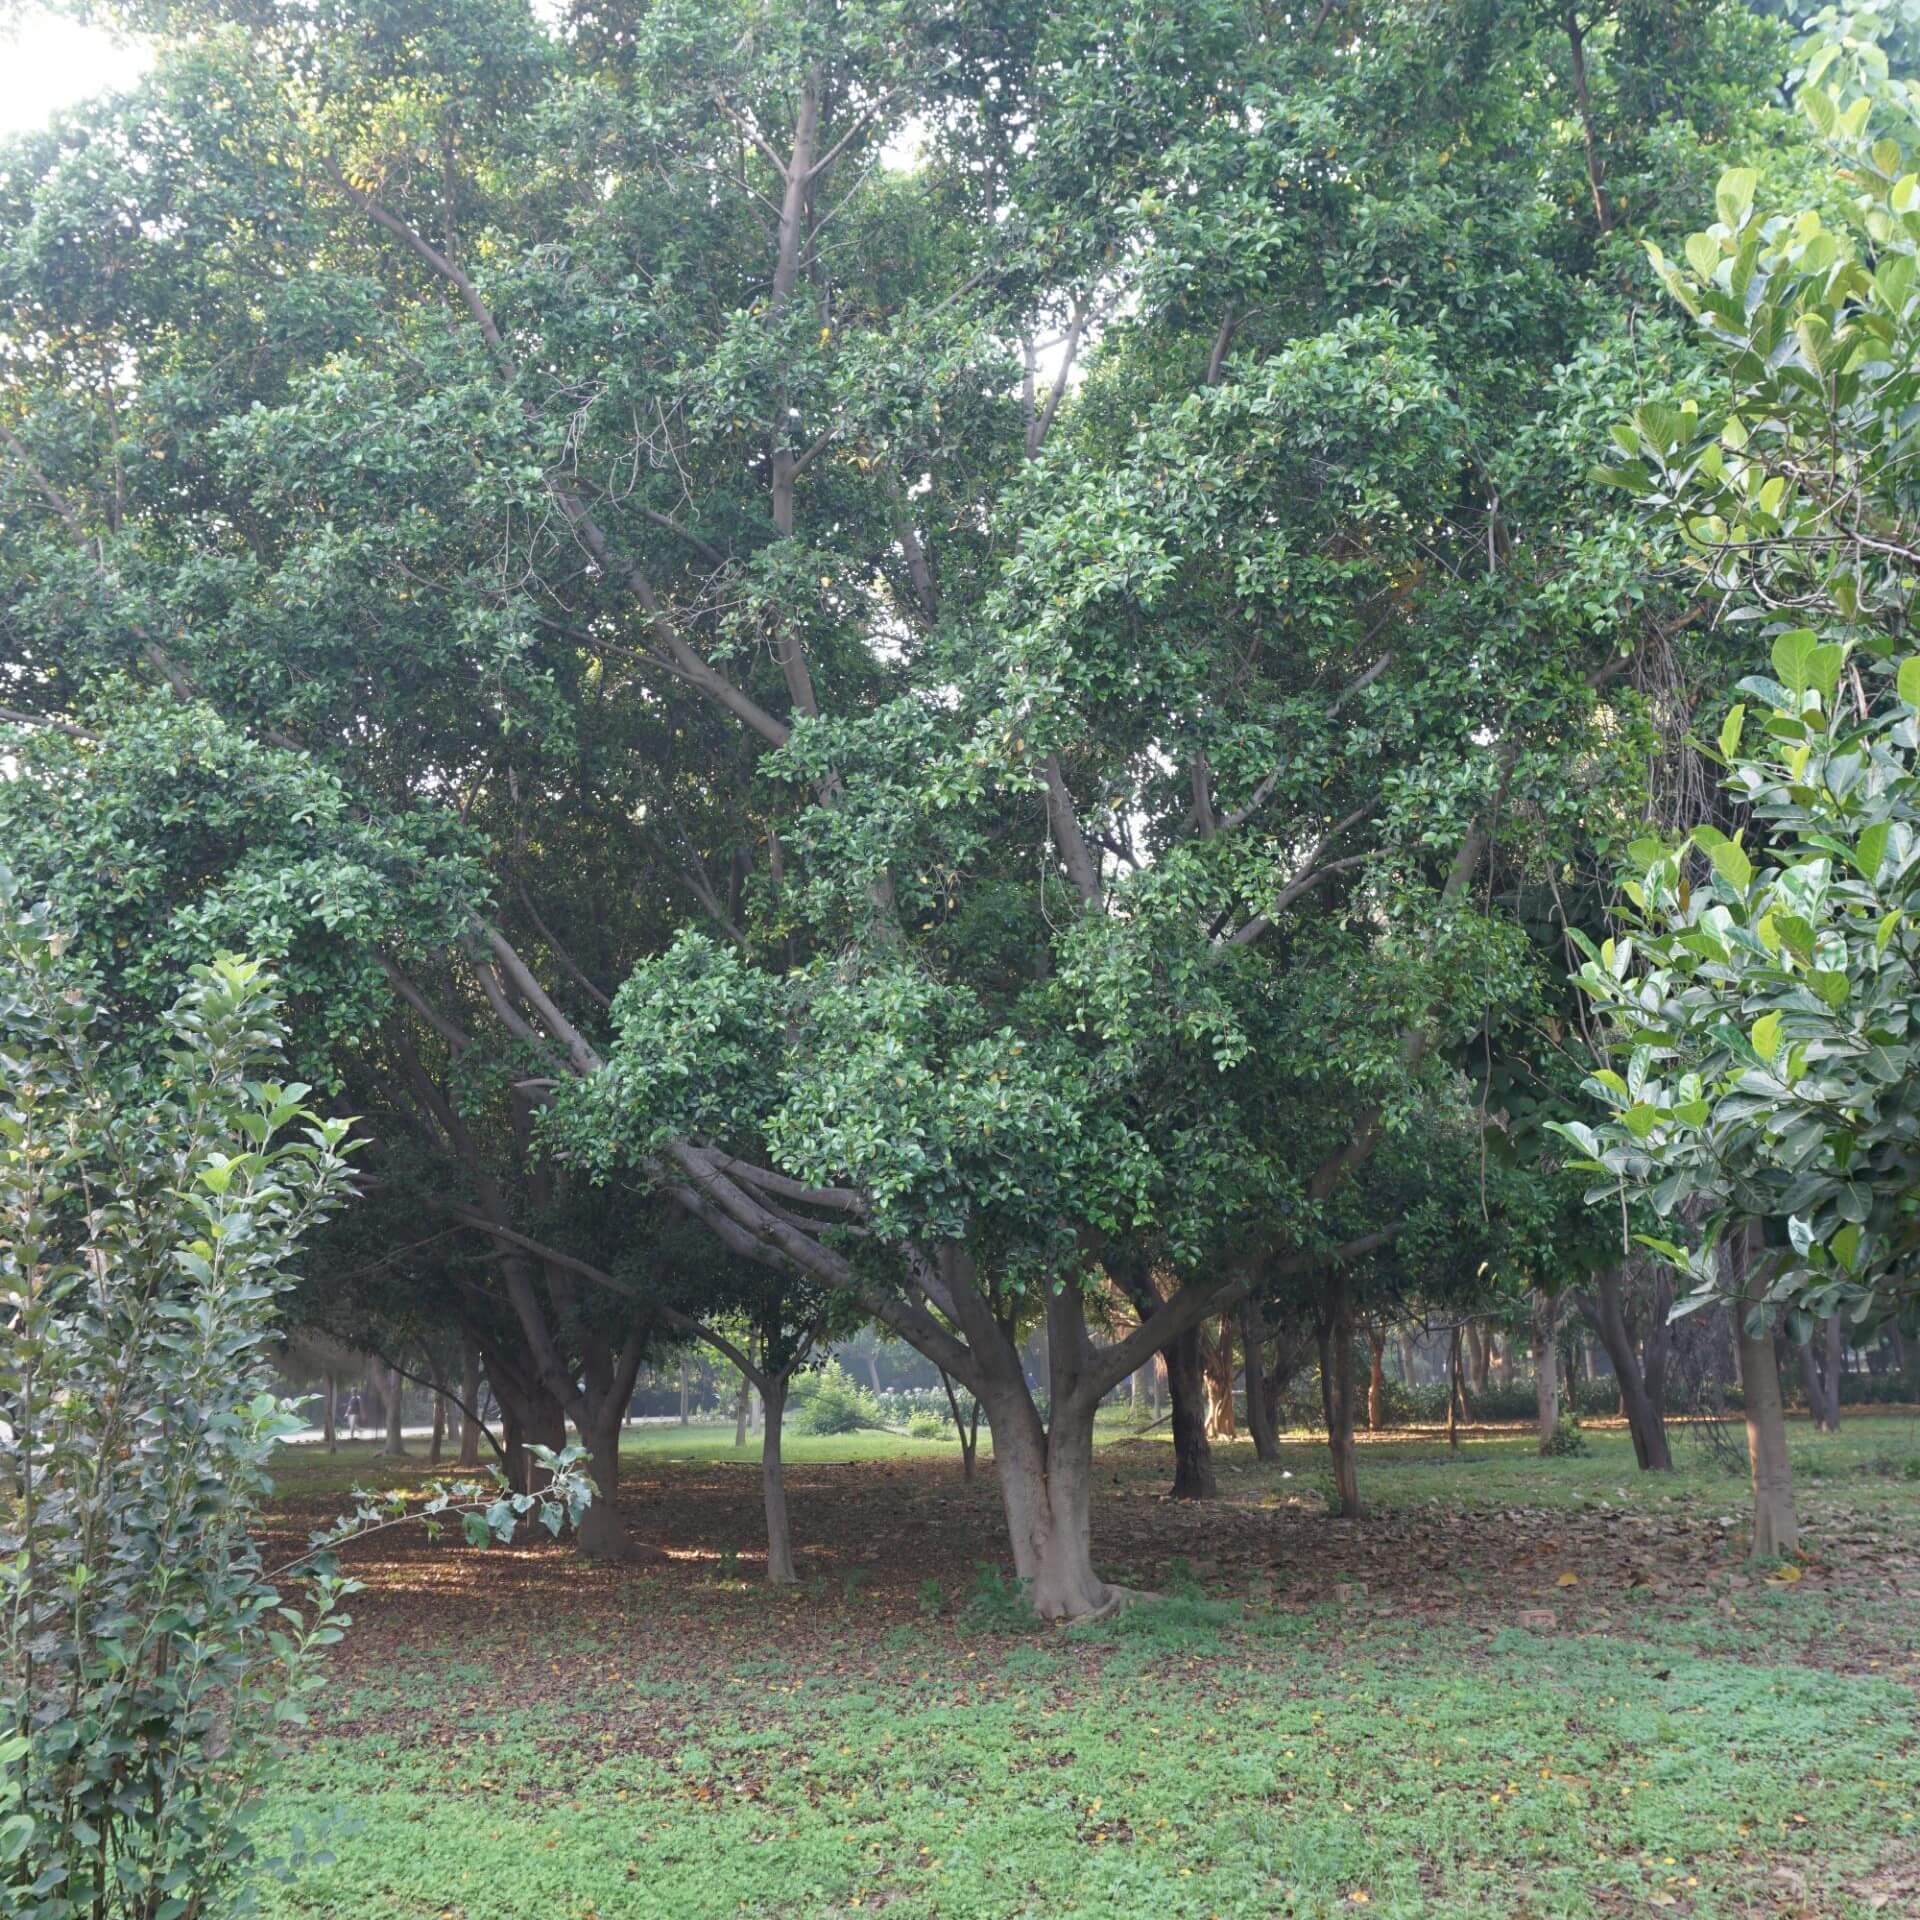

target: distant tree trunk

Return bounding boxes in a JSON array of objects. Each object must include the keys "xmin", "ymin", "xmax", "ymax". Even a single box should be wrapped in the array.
[
  {"xmin": 1467, "ymin": 1322, "xmax": 1490, "ymax": 1394},
  {"xmin": 322, "ymin": 1372, "xmax": 337, "ymax": 1453},
  {"xmin": 430, "ymin": 1384, "xmax": 447, "ymax": 1465},
  {"xmin": 1533, "ymin": 1291, "xmax": 1560, "ymax": 1452},
  {"xmin": 1366, "ymin": 1325, "xmax": 1387, "ymax": 1432},
  {"xmin": 1316, "ymin": 1279, "xmax": 1362, "ymax": 1517},
  {"xmin": 1242, "ymin": 1299, "xmax": 1279, "ymax": 1461},
  {"xmin": 382, "ymin": 1361, "xmax": 409, "ymax": 1457},
  {"xmin": 1396, "ymin": 1329, "xmax": 1419, "ymax": 1386},
  {"xmin": 734, "ymin": 1365, "xmax": 751, "ymax": 1447},
  {"xmin": 1446, "ymin": 1328, "xmax": 1464, "ymax": 1451},
  {"xmin": 1130, "ymin": 1361, "xmax": 1151, "ymax": 1422},
  {"xmin": 679, "ymin": 1355, "xmax": 691, "ymax": 1426},
  {"xmin": 862, "ymin": 1346, "xmax": 884, "ymax": 1396},
  {"xmin": 1165, "ymin": 1325, "xmax": 1217, "ymax": 1499},
  {"xmin": 1798, "ymin": 1315, "xmax": 1843, "ymax": 1431},
  {"xmin": 1730, "ymin": 1236, "xmax": 1798, "ymax": 1559},
  {"xmin": 1577, "ymin": 1265, "xmax": 1673, "ymax": 1471},
  {"xmin": 1495, "ymin": 1335, "xmax": 1513, "ymax": 1390},
  {"xmin": 1890, "ymin": 1323, "xmax": 1910, "ymax": 1376},
  {"xmin": 1202, "ymin": 1318, "xmax": 1237, "ymax": 1440},
  {"xmin": 761, "ymin": 1375, "xmax": 796, "ymax": 1583},
  {"xmin": 458, "ymin": 1330, "xmax": 483, "ymax": 1467},
  {"xmin": 940, "ymin": 1367, "xmax": 980, "ymax": 1480}
]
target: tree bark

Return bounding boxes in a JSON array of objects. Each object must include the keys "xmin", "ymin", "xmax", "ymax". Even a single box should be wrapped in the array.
[
  {"xmin": 458, "ymin": 1330, "xmax": 483, "ymax": 1467},
  {"xmin": 983, "ymin": 1384, "xmax": 1115, "ymax": 1621},
  {"xmin": 1316, "ymin": 1282, "xmax": 1362, "ymax": 1516},
  {"xmin": 1731, "ymin": 1236, "xmax": 1798, "ymax": 1559},
  {"xmin": 1533, "ymin": 1291, "xmax": 1560, "ymax": 1452},
  {"xmin": 1242, "ymin": 1299, "xmax": 1279, "ymax": 1461},
  {"xmin": 734, "ymin": 1364, "xmax": 751, "ymax": 1447},
  {"xmin": 430, "ymin": 1386, "xmax": 447, "ymax": 1465},
  {"xmin": 1446, "ymin": 1328, "xmax": 1463, "ymax": 1450},
  {"xmin": 1397, "ymin": 1329, "xmax": 1419, "ymax": 1386},
  {"xmin": 679, "ymin": 1355, "xmax": 691, "ymax": 1426},
  {"xmin": 1366, "ymin": 1325, "xmax": 1387, "ymax": 1432},
  {"xmin": 1495, "ymin": 1335, "xmax": 1513, "ymax": 1390},
  {"xmin": 322, "ymin": 1372, "xmax": 337, "ymax": 1453},
  {"xmin": 1799, "ymin": 1315, "xmax": 1843, "ymax": 1431},
  {"xmin": 761, "ymin": 1375, "xmax": 796, "ymax": 1583},
  {"xmin": 382, "ymin": 1360, "xmax": 409, "ymax": 1457},
  {"xmin": 1577, "ymin": 1265, "xmax": 1673, "ymax": 1471},
  {"xmin": 1202, "ymin": 1318, "xmax": 1237, "ymax": 1439},
  {"xmin": 1165, "ymin": 1325, "xmax": 1217, "ymax": 1499}
]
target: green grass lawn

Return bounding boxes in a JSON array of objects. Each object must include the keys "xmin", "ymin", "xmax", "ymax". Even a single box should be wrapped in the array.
[{"xmin": 252, "ymin": 1415, "xmax": 1920, "ymax": 1920}]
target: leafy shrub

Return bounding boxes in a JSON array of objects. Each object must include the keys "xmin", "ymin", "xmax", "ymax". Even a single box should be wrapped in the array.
[
  {"xmin": 957, "ymin": 1564, "xmax": 1042, "ymax": 1635},
  {"xmin": 0, "ymin": 914, "xmax": 366, "ymax": 1919},
  {"xmin": 790, "ymin": 1361, "xmax": 886, "ymax": 1434},
  {"xmin": 0, "ymin": 893, "xmax": 590, "ymax": 1919},
  {"xmin": 905, "ymin": 1409, "xmax": 949, "ymax": 1440},
  {"xmin": 1541, "ymin": 1412, "xmax": 1589, "ymax": 1457}
]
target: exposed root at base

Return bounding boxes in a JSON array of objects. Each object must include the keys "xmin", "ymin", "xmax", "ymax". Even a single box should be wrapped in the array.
[{"xmin": 1058, "ymin": 1584, "xmax": 1158, "ymax": 1627}]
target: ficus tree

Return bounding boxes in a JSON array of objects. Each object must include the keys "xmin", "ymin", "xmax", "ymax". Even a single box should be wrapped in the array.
[{"xmin": 0, "ymin": 0, "xmax": 1798, "ymax": 1615}]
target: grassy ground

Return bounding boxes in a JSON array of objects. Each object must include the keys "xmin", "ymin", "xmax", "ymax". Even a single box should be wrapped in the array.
[{"xmin": 252, "ymin": 1414, "xmax": 1920, "ymax": 1920}]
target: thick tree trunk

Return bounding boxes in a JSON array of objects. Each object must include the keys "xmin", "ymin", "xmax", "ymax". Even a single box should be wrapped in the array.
[
  {"xmin": 1316, "ymin": 1281, "xmax": 1362, "ymax": 1517},
  {"xmin": 761, "ymin": 1375, "xmax": 796, "ymax": 1583},
  {"xmin": 1533, "ymin": 1291, "xmax": 1560, "ymax": 1452},
  {"xmin": 1731, "ymin": 1242, "xmax": 1798, "ymax": 1559},
  {"xmin": 1165, "ymin": 1325, "xmax": 1217, "ymax": 1499},
  {"xmin": 1580, "ymin": 1266, "xmax": 1673, "ymax": 1471},
  {"xmin": 1202, "ymin": 1319, "xmax": 1236, "ymax": 1440},
  {"xmin": 382, "ymin": 1361, "xmax": 409, "ymax": 1457},
  {"xmin": 574, "ymin": 1415, "xmax": 650, "ymax": 1562},
  {"xmin": 985, "ymin": 1389, "xmax": 1116, "ymax": 1621},
  {"xmin": 458, "ymin": 1331, "xmax": 483, "ymax": 1467},
  {"xmin": 1242, "ymin": 1300, "xmax": 1279, "ymax": 1461},
  {"xmin": 322, "ymin": 1372, "xmax": 337, "ymax": 1453},
  {"xmin": 1366, "ymin": 1326, "xmax": 1387, "ymax": 1433}
]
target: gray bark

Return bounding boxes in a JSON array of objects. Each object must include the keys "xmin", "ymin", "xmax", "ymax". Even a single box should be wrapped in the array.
[
  {"xmin": 1532, "ymin": 1291, "xmax": 1560, "ymax": 1451},
  {"xmin": 761, "ymin": 1376, "xmax": 796, "ymax": 1583},
  {"xmin": 382, "ymin": 1361, "xmax": 409, "ymax": 1457},
  {"xmin": 1730, "ymin": 1235, "xmax": 1798, "ymax": 1558}
]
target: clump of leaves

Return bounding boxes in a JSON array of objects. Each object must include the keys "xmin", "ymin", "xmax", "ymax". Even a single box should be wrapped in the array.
[
  {"xmin": 916, "ymin": 1577, "xmax": 947, "ymax": 1616},
  {"xmin": 0, "ymin": 881, "xmax": 590, "ymax": 1920},
  {"xmin": 957, "ymin": 1564, "xmax": 1043, "ymax": 1636},
  {"xmin": 905, "ymin": 1409, "xmax": 949, "ymax": 1441},
  {"xmin": 1542, "ymin": 1412, "xmax": 1589, "ymax": 1457}
]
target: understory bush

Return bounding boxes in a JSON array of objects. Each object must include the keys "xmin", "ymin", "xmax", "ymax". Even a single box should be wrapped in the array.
[
  {"xmin": 789, "ymin": 1362, "xmax": 886, "ymax": 1434},
  {"xmin": 0, "ymin": 888, "xmax": 590, "ymax": 1919}
]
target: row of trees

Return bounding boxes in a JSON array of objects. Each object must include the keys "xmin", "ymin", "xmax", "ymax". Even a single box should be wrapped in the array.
[{"xmin": 1, "ymin": 0, "xmax": 1916, "ymax": 1620}]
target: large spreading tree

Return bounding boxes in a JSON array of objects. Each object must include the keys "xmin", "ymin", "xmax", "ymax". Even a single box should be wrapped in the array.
[{"xmin": 0, "ymin": 0, "xmax": 1793, "ymax": 1612}]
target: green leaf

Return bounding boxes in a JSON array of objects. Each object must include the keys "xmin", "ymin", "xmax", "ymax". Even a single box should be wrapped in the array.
[
  {"xmin": 1899, "ymin": 657, "xmax": 1920, "ymax": 708},
  {"xmin": 1853, "ymin": 822, "xmax": 1889, "ymax": 879},
  {"xmin": 1751, "ymin": 1010, "xmax": 1785, "ymax": 1064},
  {"xmin": 1718, "ymin": 703, "xmax": 1745, "ymax": 763},
  {"xmin": 1715, "ymin": 167, "xmax": 1759, "ymax": 231}
]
